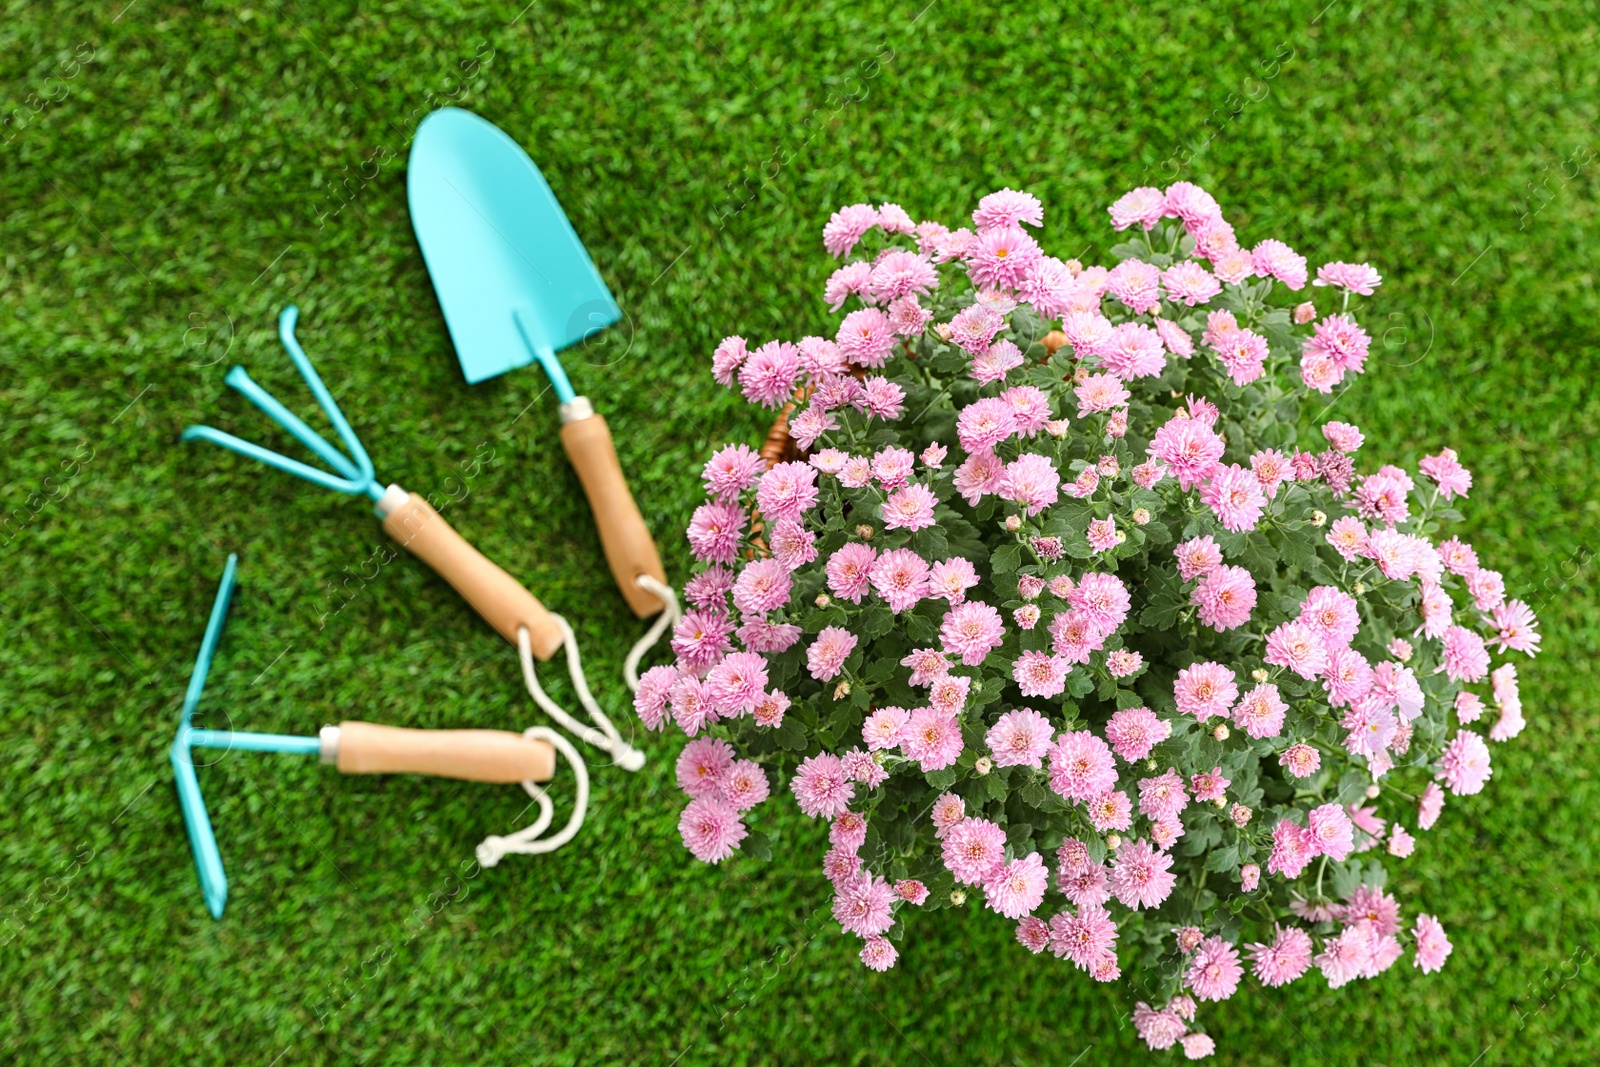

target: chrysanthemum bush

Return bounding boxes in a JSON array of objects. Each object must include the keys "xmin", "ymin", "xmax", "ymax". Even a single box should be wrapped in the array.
[{"xmin": 633, "ymin": 183, "xmax": 1541, "ymax": 1057}]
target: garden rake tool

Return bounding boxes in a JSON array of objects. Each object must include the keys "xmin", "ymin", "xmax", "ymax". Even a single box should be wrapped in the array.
[
  {"xmin": 406, "ymin": 106, "xmax": 679, "ymax": 689},
  {"xmin": 170, "ymin": 554, "xmax": 587, "ymax": 919},
  {"xmin": 183, "ymin": 306, "xmax": 644, "ymax": 784}
]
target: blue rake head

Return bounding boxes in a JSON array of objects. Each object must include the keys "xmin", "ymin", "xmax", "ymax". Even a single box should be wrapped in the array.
[
  {"xmin": 170, "ymin": 554, "xmax": 323, "ymax": 919},
  {"xmin": 182, "ymin": 307, "xmax": 385, "ymax": 503}
]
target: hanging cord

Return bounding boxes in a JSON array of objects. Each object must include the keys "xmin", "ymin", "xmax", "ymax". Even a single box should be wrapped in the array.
[
  {"xmin": 517, "ymin": 620, "xmax": 646, "ymax": 771},
  {"xmin": 622, "ymin": 575, "xmax": 681, "ymax": 692},
  {"xmin": 475, "ymin": 726, "xmax": 589, "ymax": 867}
]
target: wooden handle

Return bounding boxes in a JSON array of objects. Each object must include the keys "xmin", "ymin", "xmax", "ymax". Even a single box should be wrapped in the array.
[
  {"xmin": 335, "ymin": 721, "xmax": 555, "ymax": 783},
  {"xmin": 559, "ymin": 411, "xmax": 668, "ymax": 617},
  {"xmin": 381, "ymin": 492, "xmax": 564, "ymax": 660}
]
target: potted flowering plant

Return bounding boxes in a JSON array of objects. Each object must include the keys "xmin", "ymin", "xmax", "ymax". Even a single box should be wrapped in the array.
[{"xmin": 633, "ymin": 182, "xmax": 1540, "ymax": 1057}]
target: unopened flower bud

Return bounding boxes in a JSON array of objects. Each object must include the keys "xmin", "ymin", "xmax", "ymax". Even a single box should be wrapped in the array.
[
  {"xmin": 1365, "ymin": 784, "xmax": 1381, "ymax": 799},
  {"xmin": 1230, "ymin": 803, "xmax": 1253, "ymax": 827},
  {"xmin": 975, "ymin": 757, "xmax": 993, "ymax": 776},
  {"xmin": 815, "ymin": 593, "xmax": 831, "ymax": 608},
  {"xmin": 1251, "ymin": 668, "xmax": 1269, "ymax": 683},
  {"xmin": 1213, "ymin": 796, "xmax": 1227, "ymax": 808},
  {"xmin": 1073, "ymin": 366, "xmax": 1090, "ymax": 384},
  {"xmin": 935, "ymin": 322, "xmax": 953, "ymax": 341},
  {"xmin": 1105, "ymin": 833, "xmax": 1122, "ymax": 851},
  {"xmin": 1212, "ymin": 723, "xmax": 1230, "ymax": 741},
  {"xmin": 856, "ymin": 524, "xmax": 875, "ymax": 540},
  {"xmin": 1064, "ymin": 258, "xmax": 1083, "ymax": 277},
  {"xmin": 1293, "ymin": 301, "xmax": 1317, "ymax": 324},
  {"xmin": 950, "ymin": 889, "xmax": 966, "ymax": 906},
  {"xmin": 1045, "ymin": 419, "xmax": 1071, "ymax": 438},
  {"xmin": 1145, "ymin": 758, "xmax": 1158, "ymax": 771},
  {"xmin": 1352, "ymin": 581, "xmax": 1366, "ymax": 595},
  {"xmin": 1114, "ymin": 530, "xmax": 1127, "ymax": 544},
  {"xmin": 1004, "ymin": 515, "xmax": 1022, "ymax": 532},
  {"xmin": 1310, "ymin": 510, "xmax": 1327, "ymax": 527},
  {"xmin": 833, "ymin": 680, "xmax": 851, "ymax": 700},
  {"xmin": 1132, "ymin": 507, "xmax": 1150, "ymax": 526}
]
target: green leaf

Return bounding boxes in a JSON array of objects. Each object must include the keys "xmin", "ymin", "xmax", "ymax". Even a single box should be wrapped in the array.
[{"xmin": 743, "ymin": 831, "xmax": 773, "ymax": 862}]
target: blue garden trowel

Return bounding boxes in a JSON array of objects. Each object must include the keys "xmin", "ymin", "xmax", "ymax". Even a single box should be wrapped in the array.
[{"xmin": 407, "ymin": 108, "xmax": 669, "ymax": 621}]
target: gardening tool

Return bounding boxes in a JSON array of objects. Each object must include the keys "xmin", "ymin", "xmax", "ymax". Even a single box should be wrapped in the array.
[
  {"xmin": 182, "ymin": 306, "xmax": 644, "ymax": 775},
  {"xmin": 406, "ymin": 106, "xmax": 679, "ymax": 683},
  {"xmin": 170, "ymin": 554, "xmax": 586, "ymax": 919}
]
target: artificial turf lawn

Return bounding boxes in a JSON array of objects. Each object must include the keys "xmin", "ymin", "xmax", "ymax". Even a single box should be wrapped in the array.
[{"xmin": 3, "ymin": 1, "xmax": 1598, "ymax": 1063}]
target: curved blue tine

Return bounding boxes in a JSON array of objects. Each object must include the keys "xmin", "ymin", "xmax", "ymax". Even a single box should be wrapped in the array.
[
  {"xmin": 172, "ymin": 554, "xmax": 239, "ymax": 919},
  {"xmin": 180, "ymin": 425, "xmax": 370, "ymax": 497},
  {"xmin": 222, "ymin": 367, "xmax": 364, "ymax": 485},
  {"xmin": 278, "ymin": 307, "xmax": 377, "ymax": 487}
]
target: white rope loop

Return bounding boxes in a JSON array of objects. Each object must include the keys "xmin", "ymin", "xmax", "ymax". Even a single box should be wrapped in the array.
[
  {"xmin": 475, "ymin": 726, "xmax": 589, "ymax": 867},
  {"xmin": 623, "ymin": 574, "xmax": 681, "ymax": 693},
  {"xmin": 517, "ymin": 621, "xmax": 645, "ymax": 772}
]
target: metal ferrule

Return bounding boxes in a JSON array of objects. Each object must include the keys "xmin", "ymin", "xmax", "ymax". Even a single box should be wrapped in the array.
[
  {"xmin": 558, "ymin": 396, "xmax": 595, "ymax": 425},
  {"xmin": 318, "ymin": 725, "xmax": 341, "ymax": 765}
]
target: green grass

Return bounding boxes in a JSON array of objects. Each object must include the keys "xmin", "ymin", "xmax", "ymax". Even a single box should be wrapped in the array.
[{"xmin": 3, "ymin": 1, "xmax": 1598, "ymax": 1063}]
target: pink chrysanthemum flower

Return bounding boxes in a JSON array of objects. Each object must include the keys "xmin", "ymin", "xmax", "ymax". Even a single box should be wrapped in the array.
[
  {"xmin": 927, "ymin": 673, "xmax": 972, "ymax": 712},
  {"xmin": 1163, "ymin": 181, "xmax": 1221, "ymax": 224},
  {"xmin": 1087, "ymin": 517, "xmax": 1119, "ymax": 553},
  {"xmin": 1191, "ymin": 564, "xmax": 1257, "ymax": 631},
  {"xmin": 1105, "ymin": 707, "xmax": 1171, "ymax": 762},
  {"xmin": 869, "ymin": 249, "xmax": 939, "ymax": 302},
  {"xmin": 676, "ymin": 736, "xmax": 736, "ymax": 801},
  {"xmin": 1161, "ymin": 261, "xmax": 1222, "ymax": 306},
  {"xmin": 973, "ymin": 187, "xmax": 1044, "ymax": 230},
  {"xmin": 1439, "ymin": 730, "xmax": 1492, "ymax": 795},
  {"xmin": 1107, "ymin": 649, "xmax": 1144, "ymax": 677},
  {"xmin": 1109, "ymin": 840, "xmax": 1177, "ymax": 910},
  {"xmin": 984, "ymin": 851, "xmax": 1049, "ymax": 919},
  {"xmin": 1074, "ymin": 372, "xmax": 1131, "ymax": 417},
  {"xmin": 858, "ymin": 376, "xmax": 907, "ymax": 420},
  {"xmin": 1232, "ymin": 683, "xmax": 1288, "ymax": 739},
  {"xmin": 966, "ymin": 223, "xmax": 1042, "ymax": 290},
  {"xmin": 859, "ymin": 936, "xmax": 898, "ymax": 972},
  {"xmin": 1174, "ymin": 535, "xmax": 1223, "ymax": 580},
  {"xmin": 841, "ymin": 748, "xmax": 887, "ymax": 789},
  {"xmin": 755, "ymin": 460, "xmax": 819, "ymax": 524},
  {"xmin": 1249, "ymin": 448, "xmax": 1292, "ymax": 498},
  {"xmin": 1247, "ymin": 925, "xmax": 1314, "ymax": 988},
  {"xmin": 1062, "ymin": 310, "xmax": 1114, "ymax": 355},
  {"xmin": 1314, "ymin": 260, "xmax": 1383, "ymax": 294},
  {"xmin": 1149, "ymin": 412, "xmax": 1226, "ymax": 490},
  {"xmin": 1301, "ymin": 585, "xmax": 1362, "ymax": 647},
  {"xmin": 1306, "ymin": 802, "xmax": 1355, "ymax": 860},
  {"xmin": 1268, "ymin": 819, "xmax": 1314, "ymax": 878},
  {"xmin": 1191, "ymin": 766, "xmax": 1230, "ymax": 803},
  {"xmin": 900, "ymin": 647, "xmax": 950, "ymax": 687},
  {"xmin": 922, "ymin": 558, "xmax": 977, "ymax": 605},
  {"xmin": 720, "ymin": 760, "xmax": 770, "ymax": 811},
  {"xmin": 1138, "ymin": 769, "xmax": 1191, "ymax": 821},
  {"xmin": 956, "ymin": 397, "xmax": 1018, "ymax": 455},
  {"xmin": 1099, "ymin": 321, "xmax": 1167, "ymax": 379},
  {"xmin": 869, "ymin": 548, "xmax": 930, "ymax": 613},
  {"xmin": 1305, "ymin": 312, "xmax": 1371, "ymax": 372},
  {"xmin": 1387, "ymin": 824, "xmax": 1415, "ymax": 857},
  {"xmin": 1011, "ymin": 650, "xmax": 1070, "ymax": 699},
  {"xmin": 1174, "ymin": 661, "xmax": 1239, "ymax": 722},
  {"xmin": 711, "ymin": 335, "xmax": 749, "ymax": 387},
  {"xmin": 1155, "ymin": 316, "xmax": 1195, "ymax": 358},
  {"xmin": 1134, "ymin": 1003, "xmax": 1188, "ymax": 1052},
  {"xmin": 985, "ymin": 708, "xmax": 1053, "ymax": 768},
  {"xmin": 1418, "ymin": 782, "xmax": 1445, "ymax": 830},
  {"xmin": 1088, "ymin": 790, "xmax": 1134, "ymax": 832},
  {"xmin": 1240, "ymin": 863, "xmax": 1261, "ymax": 892},
  {"xmin": 930, "ymin": 792, "xmax": 966, "ymax": 838},
  {"xmin": 894, "ymin": 879, "xmax": 929, "ymax": 906},
  {"xmin": 791, "ymin": 752, "xmax": 854, "ymax": 818},
  {"xmin": 1441, "ymin": 625, "xmax": 1491, "ymax": 682},
  {"xmin": 1048, "ymin": 902, "xmax": 1120, "ymax": 971},
  {"xmin": 687, "ymin": 501, "xmax": 746, "ymax": 564},
  {"xmin": 1069, "ymin": 572, "xmax": 1132, "ymax": 629},
  {"xmin": 940, "ymin": 600, "xmax": 1006, "ymax": 666},
  {"xmin": 902, "ymin": 707, "xmax": 964, "ymax": 771},
  {"xmin": 880, "ymin": 484, "xmax": 938, "ymax": 531},
  {"xmin": 1413, "ymin": 914, "xmax": 1452, "ymax": 974},
  {"xmin": 1048, "ymin": 730, "xmax": 1118, "ymax": 802},
  {"xmin": 971, "ymin": 339, "xmax": 1024, "ymax": 383},
  {"xmin": 705, "ymin": 651, "xmax": 770, "ymax": 717},
  {"xmin": 1106, "ymin": 258, "xmax": 1163, "ymax": 315},
  {"xmin": 1200, "ymin": 463, "xmax": 1268, "ymax": 532},
  {"xmin": 679, "ymin": 798, "xmax": 747, "ymax": 863},
  {"xmin": 805, "ymin": 626, "xmax": 857, "ymax": 682},
  {"xmin": 943, "ymin": 817, "xmax": 1008, "ymax": 885},
  {"xmin": 633, "ymin": 664, "xmax": 679, "ymax": 732},
  {"xmin": 823, "ymin": 203, "xmax": 879, "ymax": 258},
  {"xmin": 824, "ymin": 261, "xmax": 874, "ymax": 311},
  {"xmin": 835, "ymin": 307, "xmax": 897, "ymax": 369},
  {"xmin": 952, "ymin": 450, "xmax": 1005, "ymax": 506},
  {"xmin": 825, "ymin": 542, "xmax": 877, "ymax": 604},
  {"xmin": 702, "ymin": 443, "xmax": 768, "ymax": 501},
  {"xmin": 1187, "ymin": 936, "xmax": 1243, "ymax": 1001},
  {"xmin": 768, "ymin": 517, "xmax": 818, "ymax": 572},
  {"xmin": 671, "ymin": 609, "xmax": 734, "ymax": 674},
  {"xmin": 787, "ymin": 406, "xmax": 837, "ymax": 451},
  {"xmin": 1252, "ymin": 238, "xmax": 1308, "ymax": 289},
  {"xmin": 1108, "ymin": 186, "xmax": 1166, "ymax": 231},
  {"xmin": 1488, "ymin": 599, "xmax": 1541, "ymax": 656},
  {"xmin": 1325, "ymin": 515, "xmax": 1369, "ymax": 562},
  {"xmin": 1016, "ymin": 915, "xmax": 1051, "ymax": 954},
  {"xmin": 999, "ymin": 453, "xmax": 1061, "ymax": 516},
  {"xmin": 738, "ymin": 341, "xmax": 801, "ymax": 408},
  {"xmin": 833, "ymin": 872, "xmax": 896, "ymax": 937}
]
